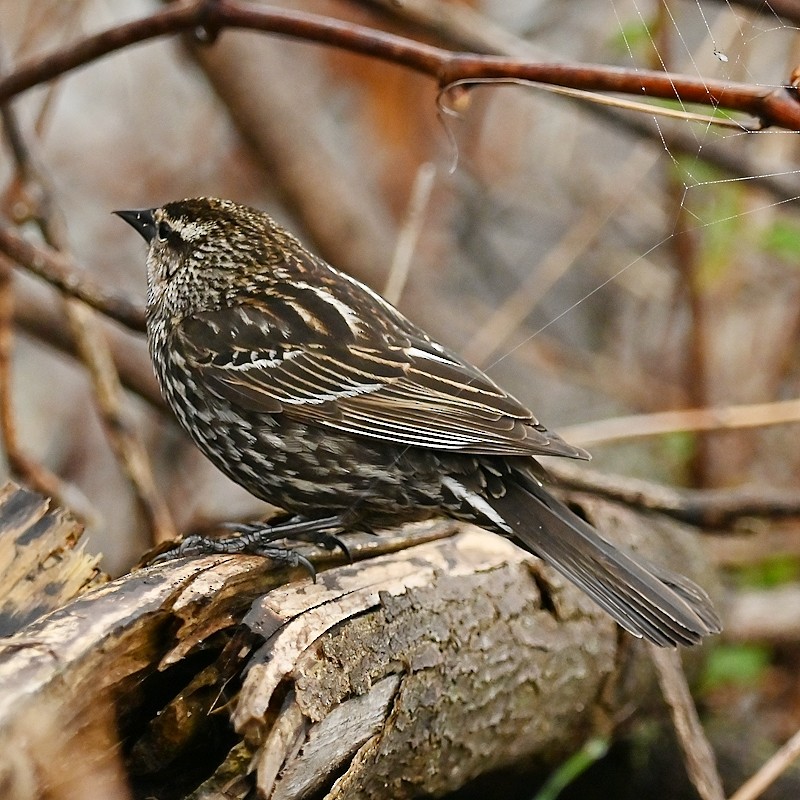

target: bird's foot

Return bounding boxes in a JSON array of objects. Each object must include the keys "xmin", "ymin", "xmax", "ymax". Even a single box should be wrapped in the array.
[
  {"xmin": 217, "ymin": 515, "xmax": 352, "ymax": 561},
  {"xmin": 149, "ymin": 515, "xmax": 347, "ymax": 578}
]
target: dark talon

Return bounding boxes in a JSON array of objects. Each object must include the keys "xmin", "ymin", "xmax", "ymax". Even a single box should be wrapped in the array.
[
  {"xmin": 216, "ymin": 515, "xmax": 349, "ymax": 559},
  {"xmin": 147, "ymin": 515, "xmax": 345, "ymax": 578},
  {"xmin": 325, "ymin": 535, "xmax": 352, "ymax": 563},
  {"xmin": 246, "ymin": 543, "xmax": 317, "ymax": 580},
  {"xmin": 149, "ymin": 534, "xmax": 316, "ymax": 579},
  {"xmin": 149, "ymin": 535, "xmax": 211, "ymax": 564}
]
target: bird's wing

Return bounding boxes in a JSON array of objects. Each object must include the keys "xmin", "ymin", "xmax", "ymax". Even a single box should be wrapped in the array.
[{"xmin": 174, "ymin": 299, "xmax": 588, "ymax": 459}]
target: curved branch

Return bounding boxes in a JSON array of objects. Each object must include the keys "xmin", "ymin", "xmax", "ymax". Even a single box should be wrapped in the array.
[{"xmin": 1, "ymin": 0, "xmax": 800, "ymax": 130}]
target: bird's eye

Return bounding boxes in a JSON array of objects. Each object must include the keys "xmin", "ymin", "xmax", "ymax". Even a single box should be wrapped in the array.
[{"xmin": 156, "ymin": 220, "xmax": 175, "ymax": 243}]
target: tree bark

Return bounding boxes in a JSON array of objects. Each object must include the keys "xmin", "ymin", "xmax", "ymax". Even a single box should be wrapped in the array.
[{"xmin": 0, "ymin": 482, "xmax": 720, "ymax": 799}]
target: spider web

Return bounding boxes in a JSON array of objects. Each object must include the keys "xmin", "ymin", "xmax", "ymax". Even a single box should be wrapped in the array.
[{"xmin": 456, "ymin": 0, "xmax": 800, "ymax": 489}]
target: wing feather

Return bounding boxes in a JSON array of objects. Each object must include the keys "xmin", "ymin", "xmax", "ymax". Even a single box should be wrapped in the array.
[{"xmin": 175, "ymin": 298, "xmax": 588, "ymax": 459}]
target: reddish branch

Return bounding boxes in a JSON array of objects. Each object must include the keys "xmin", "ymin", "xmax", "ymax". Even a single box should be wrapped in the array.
[{"xmin": 1, "ymin": 0, "xmax": 800, "ymax": 130}]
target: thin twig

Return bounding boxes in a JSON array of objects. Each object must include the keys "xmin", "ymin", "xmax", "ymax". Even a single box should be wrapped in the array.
[
  {"xmin": 649, "ymin": 645, "xmax": 725, "ymax": 800},
  {"xmin": 12, "ymin": 283, "xmax": 162, "ymax": 409},
  {"xmin": 365, "ymin": 0, "xmax": 800, "ymax": 202},
  {"xmin": 548, "ymin": 459, "xmax": 800, "ymax": 529},
  {"xmin": 729, "ymin": 726, "xmax": 800, "ymax": 800},
  {"xmin": 0, "ymin": 135, "xmax": 98, "ymax": 522},
  {"xmin": 657, "ymin": 2, "xmax": 713, "ymax": 489},
  {"xmin": 0, "ymin": 257, "xmax": 95, "ymax": 518},
  {"xmin": 0, "ymin": 224, "xmax": 145, "ymax": 332},
  {"xmin": 64, "ymin": 300, "xmax": 176, "ymax": 543}
]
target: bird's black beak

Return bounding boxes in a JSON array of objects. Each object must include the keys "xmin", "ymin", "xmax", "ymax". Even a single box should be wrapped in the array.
[{"xmin": 114, "ymin": 208, "xmax": 156, "ymax": 243}]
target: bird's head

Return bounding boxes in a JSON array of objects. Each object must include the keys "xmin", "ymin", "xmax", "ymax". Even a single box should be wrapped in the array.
[{"xmin": 115, "ymin": 197, "xmax": 293, "ymax": 322}]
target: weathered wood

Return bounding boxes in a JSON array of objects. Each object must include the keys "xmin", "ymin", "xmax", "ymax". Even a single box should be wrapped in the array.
[
  {"xmin": 0, "ymin": 483, "xmax": 720, "ymax": 799},
  {"xmin": 0, "ymin": 482, "xmax": 104, "ymax": 636},
  {"xmin": 241, "ymin": 531, "xmax": 617, "ymax": 800}
]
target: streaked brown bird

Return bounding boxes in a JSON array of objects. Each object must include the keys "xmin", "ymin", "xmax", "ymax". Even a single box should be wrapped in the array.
[{"xmin": 116, "ymin": 197, "xmax": 721, "ymax": 647}]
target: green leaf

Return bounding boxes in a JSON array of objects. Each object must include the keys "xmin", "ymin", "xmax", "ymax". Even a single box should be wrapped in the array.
[
  {"xmin": 760, "ymin": 219, "xmax": 800, "ymax": 261},
  {"xmin": 736, "ymin": 554, "xmax": 800, "ymax": 588},
  {"xmin": 609, "ymin": 20, "xmax": 655, "ymax": 56},
  {"xmin": 532, "ymin": 737, "xmax": 610, "ymax": 800},
  {"xmin": 701, "ymin": 643, "xmax": 771, "ymax": 691}
]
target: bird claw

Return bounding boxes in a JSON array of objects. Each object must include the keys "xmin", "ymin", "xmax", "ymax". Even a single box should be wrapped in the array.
[
  {"xmin": 148, "ymin": 515, "xmax": 347, "ymax": 579},
  {"xmin": 218, "ymin": 516, "xmax": 351, "ymax": 560},
  {"xmin": 150, "ymin": 534, "xmax": 317, "ymax": 579},
  {"xmin": 322, "ymin": 534, "xmax": 353, "ymax": 563}
]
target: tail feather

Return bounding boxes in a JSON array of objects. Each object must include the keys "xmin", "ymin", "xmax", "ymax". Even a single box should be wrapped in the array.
[
  {"xmin": 643, "ymin": 558, "xmax": 723, "ymax": 634},
  {"xmin": 489, "ymin": 471, "xmax": 721, "ymax": 647}
]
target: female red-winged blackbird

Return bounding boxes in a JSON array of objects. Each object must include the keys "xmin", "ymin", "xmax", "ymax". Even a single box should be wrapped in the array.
[{"xmin": 116, "ymin": 197, "xmax": 720, "ymax": 647}]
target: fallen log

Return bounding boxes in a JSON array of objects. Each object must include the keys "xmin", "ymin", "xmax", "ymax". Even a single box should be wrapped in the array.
[{"xmin": 0, "ymin": 482, "xmax": 720, "ymax": 799}]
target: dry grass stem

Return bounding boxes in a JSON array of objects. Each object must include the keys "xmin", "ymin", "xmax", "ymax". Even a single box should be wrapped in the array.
[
  {"xmin": 729, "ymin": 726, "xmax": 800, "ymax": 800},
  {"xmin": 383, "ymin": 161, "xmax": 436, "ymax": 306},
  {"xmin": 559, "ymin": 398, "xmax": 800, "ymax": 448},
  {"xmin": 66, "ymin": 300, "xmax": 176, "ymax": 544}
]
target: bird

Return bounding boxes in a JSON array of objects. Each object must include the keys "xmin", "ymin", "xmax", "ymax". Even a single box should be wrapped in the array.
[{"xmin": 115, "ymin": 197, "xmax": 721, "ymax": 647}]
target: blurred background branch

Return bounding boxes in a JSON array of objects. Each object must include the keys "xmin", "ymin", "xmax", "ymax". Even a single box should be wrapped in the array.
[{"xmin": 2, "ymin": 0, "xmax": 800, "ymax": 797}]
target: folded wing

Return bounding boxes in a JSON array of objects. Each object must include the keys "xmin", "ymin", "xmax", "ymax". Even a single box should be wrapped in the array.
[{"xmin": 175, "ymin": 298, "xmax": 588, "ymax": 459}]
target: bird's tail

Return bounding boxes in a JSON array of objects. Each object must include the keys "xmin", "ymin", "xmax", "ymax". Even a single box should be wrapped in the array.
[{"xmin": 487, "ymin": 468, "xmax": 721, "ymax": 647}]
